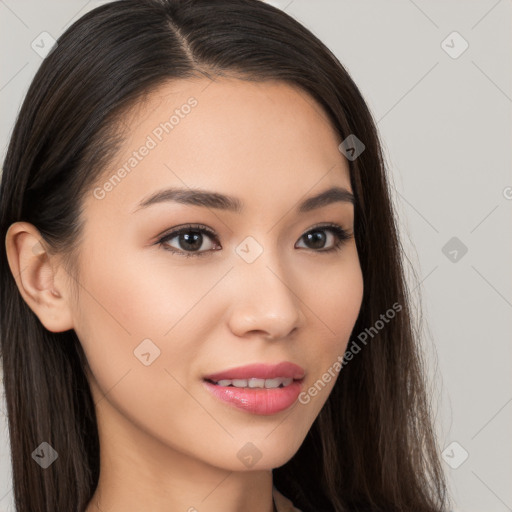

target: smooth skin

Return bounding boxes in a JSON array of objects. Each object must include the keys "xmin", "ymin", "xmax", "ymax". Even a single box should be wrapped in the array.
[{"xmin": 6, "ymin": 77, "xmax": 364, "ymax": 512}]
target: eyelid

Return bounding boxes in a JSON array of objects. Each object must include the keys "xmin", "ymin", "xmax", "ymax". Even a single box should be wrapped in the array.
[
  {"xmin": 155, "ymin": 223, "xmax": 217, "ymax": 240},
  {"xmin": 305, "ymin": 221, "xmax": 353, "ymax": 237},
  {"xmin": 156, "ymin": 222, "xmax": 352, "ymax": 257},
  {"xmin": 156, "ymin": 222, "xmax": 351, "ymax": 240}
]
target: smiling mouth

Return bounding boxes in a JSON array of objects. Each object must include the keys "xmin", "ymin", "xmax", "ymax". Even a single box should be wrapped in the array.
[
  {"xmin": 204, "ymin": 377, "xmax": 299, "ymax": 389},
  {"xmin": 202, "ymin": 376, "xmax": 305, "ymax": 415}
]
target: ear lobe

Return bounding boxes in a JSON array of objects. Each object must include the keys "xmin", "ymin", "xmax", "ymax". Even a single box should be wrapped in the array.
[{"xmin": 5, "ymin": 222, "xmax": 74, "ymax": 333}]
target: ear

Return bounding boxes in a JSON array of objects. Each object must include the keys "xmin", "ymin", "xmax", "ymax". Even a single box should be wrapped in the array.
[{"xmin": 5, "ymin": 222, "xmax": 75, "ymax": 333}]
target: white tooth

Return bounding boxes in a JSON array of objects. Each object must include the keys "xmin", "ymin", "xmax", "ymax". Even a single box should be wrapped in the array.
[
  {"xmin": 214, "ymin": 377, "xmax": 294, "ymax": 388},
  {"xmin": 248, "ymin": 378, "xmax": 265, "ymax": 388},
  {"xmin": 264, "ymin": 378, "xmax": 282, "ymax": 389}
]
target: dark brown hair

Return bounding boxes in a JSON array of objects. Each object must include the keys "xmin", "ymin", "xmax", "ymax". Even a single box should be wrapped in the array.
[{"xmin": 0, "ymin": 1, "xmax": 450, "ymax": 511}]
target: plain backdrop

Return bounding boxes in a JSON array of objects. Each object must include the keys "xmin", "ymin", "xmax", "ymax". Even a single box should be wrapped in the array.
[{"xmin": 0, "ymin": 1, "xmax": 511, "ymax": 511}]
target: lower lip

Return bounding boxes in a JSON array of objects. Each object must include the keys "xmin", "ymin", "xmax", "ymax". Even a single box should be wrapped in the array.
[{"xmin": 203, "ymin": 380, "xmax": 303, "ymax": 415}]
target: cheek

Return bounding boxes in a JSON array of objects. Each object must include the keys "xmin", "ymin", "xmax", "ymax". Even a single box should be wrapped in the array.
[
  {"xmin": 71, "ymin": 248, "xmax": 217, "ymax": 446},
  {"xmin": 309, "ymin": 247, "xmax": 364, "ymax": 353},
  {"xmin": 296, "ymin": 248, "xmax": 364, "ymax": 411},
  {"xmin": 76, "ymin": 241, "xmax": 217, "ymax": 339},
  {"xmin": 71, "ymin": 245, "xmax": 228, "ymax": 389}
]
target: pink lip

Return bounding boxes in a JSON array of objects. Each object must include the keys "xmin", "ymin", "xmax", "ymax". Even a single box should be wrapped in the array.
[
  {"xmin": 202, "ymin": 362, "xmax": 305, "ymax": 415},
  {"xmin": 203, "ymin": 380, "xmax": 303, "ymax": 415},
  {"xmin": 203, "ymin": 362, "xmax": 305, "ymax": 381}
]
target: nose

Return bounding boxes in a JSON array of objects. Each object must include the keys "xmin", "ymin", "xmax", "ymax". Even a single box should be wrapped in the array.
[{"xmin": 226, "ymin": 251, "xmax": 305, "ymax": 340}]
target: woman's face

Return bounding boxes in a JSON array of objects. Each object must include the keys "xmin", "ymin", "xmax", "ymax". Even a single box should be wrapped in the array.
[{"xmin": 70, "ymin": 77, "xmax": 364, "ymax": 473}]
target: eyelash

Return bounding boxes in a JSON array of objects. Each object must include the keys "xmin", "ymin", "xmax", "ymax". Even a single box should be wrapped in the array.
[{"xmin": 156, "ymin": 223, "xmax": 352, "ymax": 259}]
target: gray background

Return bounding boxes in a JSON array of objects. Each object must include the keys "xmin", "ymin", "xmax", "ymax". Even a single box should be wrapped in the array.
[{"xmin": 0, "ymin": 1, "xmax": 511, "ymax": 511}]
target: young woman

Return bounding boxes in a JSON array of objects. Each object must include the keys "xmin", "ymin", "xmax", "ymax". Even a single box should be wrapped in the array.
[{"xmin": 0, "ymin": 1, "xmax": 450, "ymax": 511}]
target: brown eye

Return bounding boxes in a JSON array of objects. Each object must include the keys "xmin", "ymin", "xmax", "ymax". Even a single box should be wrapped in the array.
[
  {"xmin": 295, "ymin": 224, "xmax": 351, "ymax": 253},
  {"xmin": 158, "ymin": 224, "xmax": 219, "ymax": 258},
  {"xmin": 157, "ymin": 222, "xmax": 351, "ymax": 259}
]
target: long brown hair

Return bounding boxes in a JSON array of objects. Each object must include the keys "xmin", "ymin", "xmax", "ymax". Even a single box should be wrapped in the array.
[{"xmin": 0, "ymin": 1, "xmax": 450, "ymax": 510}]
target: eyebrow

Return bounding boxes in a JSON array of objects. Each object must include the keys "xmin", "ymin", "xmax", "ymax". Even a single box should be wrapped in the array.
[{"xmin": 132, "ymin": 185, "xmax": 355, "ymax": 214}]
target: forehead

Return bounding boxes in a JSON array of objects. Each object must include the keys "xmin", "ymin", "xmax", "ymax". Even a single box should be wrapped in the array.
[{"xmin": 85, "ymin": 77, "xmax": 352, "ymax": 218}]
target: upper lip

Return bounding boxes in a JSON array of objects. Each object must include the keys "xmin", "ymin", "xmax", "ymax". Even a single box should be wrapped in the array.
[{"xmin": 204, "ymin": 362, "xmax": 305, "ymax": 381}]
